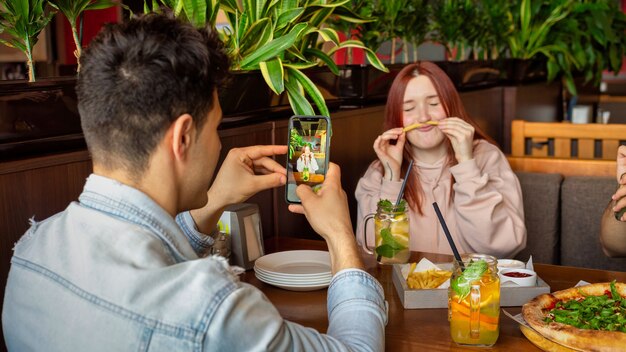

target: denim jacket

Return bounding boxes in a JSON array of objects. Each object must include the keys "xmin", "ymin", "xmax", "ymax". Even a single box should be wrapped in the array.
[{"xmin": 3, "ymin": 174, "xmax": 387, "ymax": 351}]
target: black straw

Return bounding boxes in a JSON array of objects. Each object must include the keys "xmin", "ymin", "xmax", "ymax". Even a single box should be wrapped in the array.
[
  {"xmin": 395, "ymin": 160, "xmax": 414, "ymax": 206},
  {"xmin": 432, "ymin": 202, "xmax": 464, "ymax": 269}
]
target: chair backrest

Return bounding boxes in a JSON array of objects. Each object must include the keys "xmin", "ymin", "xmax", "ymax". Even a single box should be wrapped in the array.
[
  {"xmin": 511, "ymin": 120, "xmax": 626, "ymax": 160},
  {"xmin": 508, "ymin": 120, "xmax": 622, "ymax": 177}
]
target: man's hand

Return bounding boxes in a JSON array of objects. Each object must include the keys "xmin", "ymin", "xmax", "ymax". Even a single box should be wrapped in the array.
[
  {"xmin": 289, "ymin": 163, "xmax": 364, "ymax": 273},
  {"xmin": 191, "ymin": 145, "xmax": 287, "ymax": 234},
  {"xmin": 210, "ymin": 145, "xmax": 287, "ymax": 207}
]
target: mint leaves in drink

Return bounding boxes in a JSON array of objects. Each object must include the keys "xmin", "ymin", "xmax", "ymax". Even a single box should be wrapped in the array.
[
  {"xmin": 375, "ymin": 228, "xmax": 407, "ymax": 258},
  {"xmin": 451, "ymin": 260, "xmax": 488, "ymax": 300},
  {"xmin": 377, "ymin": 199, "xmax": 407, "ymax": 213}
]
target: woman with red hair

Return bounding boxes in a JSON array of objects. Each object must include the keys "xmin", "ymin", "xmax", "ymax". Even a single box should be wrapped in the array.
[{"xmin": 355, "ymin": 62, "xmax": 526, "ymax": 258}]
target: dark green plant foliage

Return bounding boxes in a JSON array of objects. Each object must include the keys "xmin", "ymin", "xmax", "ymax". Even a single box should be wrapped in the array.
[
  {"xmin": 145, "ymin": 0, "xmax": 386, "ymax": 117},
  {"xmin": 0, "ymin": 0, "xmax": 56, "ymax": 81}
]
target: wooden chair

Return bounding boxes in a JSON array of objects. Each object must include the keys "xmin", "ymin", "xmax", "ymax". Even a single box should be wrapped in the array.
[{"xmin": 507, "ymin": 120, "xmax": 625, "ymax": 177}]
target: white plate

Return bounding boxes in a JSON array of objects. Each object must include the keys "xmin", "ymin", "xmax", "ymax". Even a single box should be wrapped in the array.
[
  {"xmin": 255, "ymin": 272, "xmax": 330, "ymax": 291},
  {"xmin": 254, "ymin": 266, "xmax": 332, "ymax": 282},
  {"xmin": 254, "ymin": 250, "xmax": 331, "ymax": 277},
  {"xmin": 254, "ymin": 270, "xmax": 331, "ymax": 285}
]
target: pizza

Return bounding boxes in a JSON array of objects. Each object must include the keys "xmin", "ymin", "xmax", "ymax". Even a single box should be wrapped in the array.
[{"xmin": 522, "ymin": 281, "xmax": 626, "ymax": 352}]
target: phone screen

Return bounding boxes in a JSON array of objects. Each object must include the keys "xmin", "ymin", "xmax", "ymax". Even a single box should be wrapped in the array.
[{"xmin": 285, "ymin": 115, "xmax": 330, "ymax": 204}]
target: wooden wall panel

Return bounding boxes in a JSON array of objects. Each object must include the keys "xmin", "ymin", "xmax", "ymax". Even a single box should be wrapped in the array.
[{"xmin": 459, "ymin": 87, "xmax": 504, "ymax": 148}]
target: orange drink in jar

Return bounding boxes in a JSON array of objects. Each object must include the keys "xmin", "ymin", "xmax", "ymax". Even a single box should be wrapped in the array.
[{"xmin": 448, "ymin": 254, "xmax": 500, "ymax": 346}]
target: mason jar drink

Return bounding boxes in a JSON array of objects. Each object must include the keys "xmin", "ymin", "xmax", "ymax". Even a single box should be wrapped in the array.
[
  {"xmin": 302, "ymin": 166, "xmax": 310, "ymax": 182},
  {"xmin": 448, "ymin": 254, "xmax": 500, "ymax": 347},
  {"xmin": 362, "ymin": 200, "xmax": 410, "ymax": 264}
]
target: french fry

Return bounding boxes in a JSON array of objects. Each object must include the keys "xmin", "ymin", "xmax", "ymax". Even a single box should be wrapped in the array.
[
  {"xmin": 406, "ymin": 268, "xmax": 452, "ymax": 289},
  {"xmin": 403, "ymin": 121, "xmax": 439, "ymax": 132}
]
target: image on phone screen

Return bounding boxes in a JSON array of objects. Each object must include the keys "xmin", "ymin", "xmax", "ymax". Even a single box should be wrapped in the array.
[{"xmin": 286, "ymin": 116, "xmax": 329, "ymax": 203}]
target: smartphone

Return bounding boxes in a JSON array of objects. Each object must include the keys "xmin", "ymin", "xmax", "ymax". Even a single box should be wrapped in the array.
[{"xmin": 285, "ymin": 115, "xmax": 331, "ymax": 204}]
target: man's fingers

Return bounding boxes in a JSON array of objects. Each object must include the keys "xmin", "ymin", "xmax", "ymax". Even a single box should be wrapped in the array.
[
  {"xmin": 238, "ymin": 145, "xmax": 287, "ymax": 161},
  {"xmin": 323, "ymin": 163, "xmax": 341, "ymax": 185},
  {"xmin": 288, "ymin": 204, "xmax": 305, "ymax": 214},
  {"xmin": 252, "ymin": 156, "xmax": 287, "ymax": 175},
  {"xmin": 251, "ymin": 173, "xmax": 286, "ymax": 192},
  {"xmin": 295, "ymin": 184, "xmax": 315, "ymax": 203}
]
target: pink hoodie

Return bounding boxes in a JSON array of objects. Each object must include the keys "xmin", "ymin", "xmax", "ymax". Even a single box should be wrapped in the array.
[{"xmin": 355, "ymin": 140, "xmax": 527, "ymax": 258}]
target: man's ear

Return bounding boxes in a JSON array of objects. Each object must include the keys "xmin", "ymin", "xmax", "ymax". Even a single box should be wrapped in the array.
[{"xmin": 171, "ymin": 113, "xmax": 195, "ymax": 162}]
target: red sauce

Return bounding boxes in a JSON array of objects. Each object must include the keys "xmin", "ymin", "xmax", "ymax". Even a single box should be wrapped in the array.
[{"xmin": 503, "ymin": 271, "xmax": 533, "ymax": 278}]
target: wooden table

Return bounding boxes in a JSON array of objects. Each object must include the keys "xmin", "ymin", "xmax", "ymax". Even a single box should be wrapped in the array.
[{"xmin": 241, "ymin": 238, "xmax": 626, "ymax": 351}]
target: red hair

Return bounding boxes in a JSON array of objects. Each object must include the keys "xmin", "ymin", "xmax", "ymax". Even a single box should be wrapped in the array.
[{"xmin": 379, "ymin": 62, "xmax": 494, "ymax": 215}]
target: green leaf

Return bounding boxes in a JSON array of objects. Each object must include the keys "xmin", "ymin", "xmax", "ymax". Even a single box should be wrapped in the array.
[
  {"xmin": 259, "ymin": 57, "xmax": 284, "ymax": 95},
  {"xmin": 85, "ymin": 1, "xmax": 117, "ymax": 11},
  {"xmin": 240, "ymin": 22, "xmax": 312, "ymax": 69},
  {"xmin": 451, "ymin": 260, "xmax": 488, "ymax": 300},
  {"xmin": 304, "ymin": 48, "xmax": 339, "ymax": 75},
  {"xmin": 182, "ymin": 0, "xmax": 207, "ymax": 27},
  {"xmin": 284, "ymin": 75, "xmax": 314, "ymax": 116},
  {"xmin": 315, "ymin": 27, "xmax": 340, "ymax": 45},
  {"xmin": 275, "ymin": 7, "xmax": 304, "ymax": 31},
  {"xmin": 239, "ymin": 18, "xmax": 272, "ymax": 56},
  {"xmin": 610, "ymin": 280, "xmax": 620, "ymax": 301},
  {"xmin": 286, "ymin": 66, "xmax": 329, "ymax": 117}
]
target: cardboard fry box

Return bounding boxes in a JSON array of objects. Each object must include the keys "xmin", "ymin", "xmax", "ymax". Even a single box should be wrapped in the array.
[{"xmin": 392, "ymin": 264, "xmax": 551, "ymax": 309}]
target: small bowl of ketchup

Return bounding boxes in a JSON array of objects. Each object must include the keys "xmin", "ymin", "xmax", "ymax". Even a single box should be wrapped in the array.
[{"xmin": 499, "ymin": 268, "xmax": 537, "ymax": 287}]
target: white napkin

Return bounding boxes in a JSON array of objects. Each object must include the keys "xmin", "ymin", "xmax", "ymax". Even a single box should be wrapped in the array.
[
  {"xmin": 400, "ymin": 258, "xmax": 450, "ymax": 289},
  {"xmin": 526, "ymin": 255, "xmax": 534, "ymax": 271}
]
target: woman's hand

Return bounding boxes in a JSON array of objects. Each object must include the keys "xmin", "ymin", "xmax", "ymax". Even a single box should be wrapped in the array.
[
  {"xmin": 373, "ymin": 127, "xmax": 405, "ymax": 182},
  {"xmin": 438, "ymin": 117, "xmax": 474, "ymax": 163}
]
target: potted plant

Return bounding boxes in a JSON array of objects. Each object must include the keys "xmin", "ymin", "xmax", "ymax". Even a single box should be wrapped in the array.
[
  {"xmin": 504, "ymin": 0, "xmax": 577, "ymax": 85},
  {"xmin": 48, "ymin": 0, "xmax": 121, "ymax": 72},
  {"xmin": 551, "ymin": 0, "xmax": 626, "ymax": 95},
  {"xmin": 0, "ymin": 0, "xmax": 56, "ymax": 81},
  {"xmin": 429, "ymin": 0, "xmax": 509, "ymax": 90},
  {"xmin": 148, "ymin": 0, "xmax": 387, "ymax": 117}
]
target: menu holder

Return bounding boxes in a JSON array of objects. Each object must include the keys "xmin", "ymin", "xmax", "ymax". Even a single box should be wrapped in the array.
[{"xmin": 392, "ymin": 263, "xmax": 551, "ymax": 309}]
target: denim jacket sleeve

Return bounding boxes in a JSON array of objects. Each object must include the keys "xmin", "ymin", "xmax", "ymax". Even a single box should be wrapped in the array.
[
  {"xmin": 175, "ymin": 212, "xmax": 215, "ymax": 258},
  {"xmin": 205, "ymin": 269, "xmax": 387, "ymax": 352}
]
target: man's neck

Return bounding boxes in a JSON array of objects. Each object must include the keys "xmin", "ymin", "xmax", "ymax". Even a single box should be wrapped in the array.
[{"xmin": 93, "ymin": 163, "xmax": 179, "ymax": 217}]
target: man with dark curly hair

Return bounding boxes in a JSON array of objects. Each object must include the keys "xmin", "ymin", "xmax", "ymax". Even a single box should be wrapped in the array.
[{"xmin": 2, "ymin": 14, "xmax": 386, "ymax": 351}]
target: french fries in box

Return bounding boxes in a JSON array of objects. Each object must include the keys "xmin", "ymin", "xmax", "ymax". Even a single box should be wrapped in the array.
[{"xmin": 402, "ymin": 258, "xmax": 452, "ymax": 290}]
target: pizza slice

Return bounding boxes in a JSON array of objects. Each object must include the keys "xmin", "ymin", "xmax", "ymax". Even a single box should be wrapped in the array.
[{"xmin": 522, "ymin": 281, "xmax": 626, "ymax": 352}]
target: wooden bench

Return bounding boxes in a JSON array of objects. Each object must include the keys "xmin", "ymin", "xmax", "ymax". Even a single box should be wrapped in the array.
[
  {"xmin": 511, "ymin": 120, "xmax": 626, "ymax": 160},
  {"xmin": 507, "ymin": 120, "xmax": 625, "ymax": 177}
]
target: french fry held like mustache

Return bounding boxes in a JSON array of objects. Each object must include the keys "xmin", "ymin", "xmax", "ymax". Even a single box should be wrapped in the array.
[{"xmin": 403, "ymin": 121, "xmax": 439, "ymax": 132}]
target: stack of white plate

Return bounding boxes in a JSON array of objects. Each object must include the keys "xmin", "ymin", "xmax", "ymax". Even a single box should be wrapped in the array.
[{"xmin": 254, "ymin": 250, "xmax": 332, "ymax": 291}]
